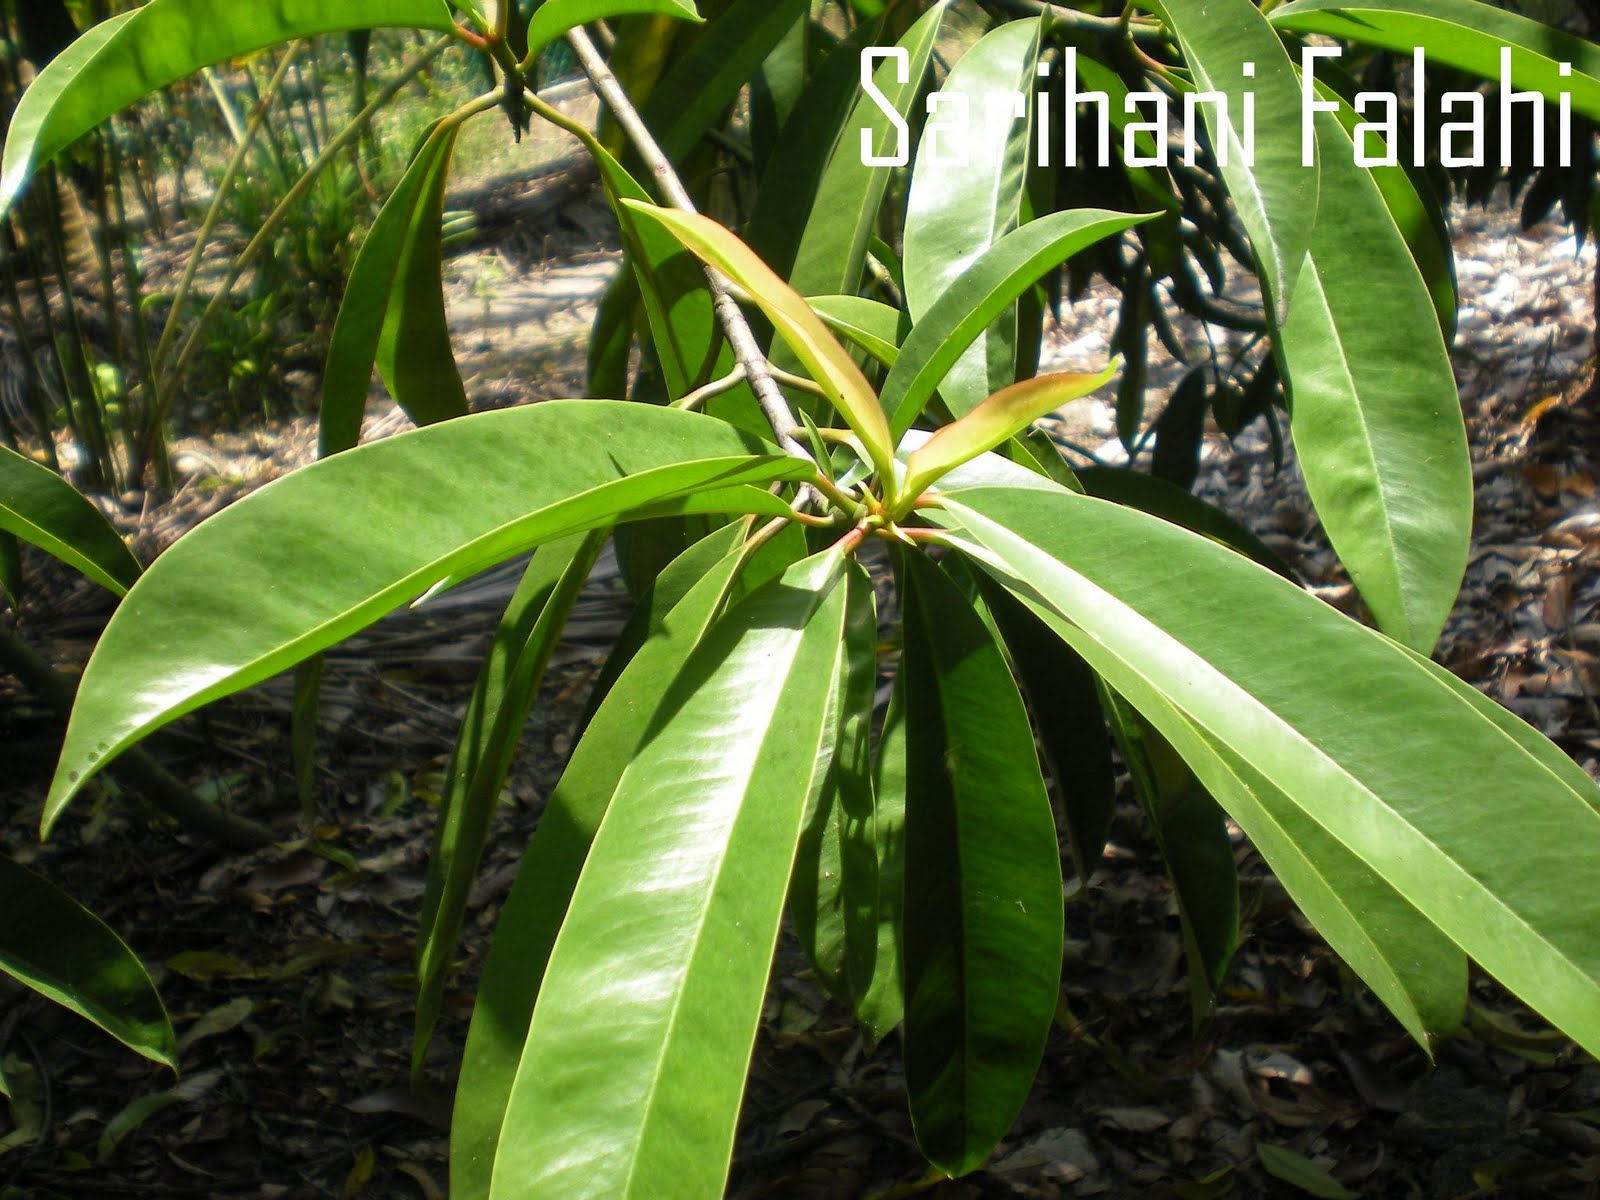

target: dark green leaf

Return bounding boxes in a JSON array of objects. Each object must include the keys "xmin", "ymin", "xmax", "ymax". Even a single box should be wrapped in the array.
[
  {"xmin": 523, "ymin": 0, "xmax": 703, "ymax": 64},
  {"xmin": 0, "ymin": 444, "xmax": 141, "ymax": 595}
]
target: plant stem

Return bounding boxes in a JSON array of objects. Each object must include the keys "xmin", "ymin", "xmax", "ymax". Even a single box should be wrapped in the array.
[
  {"xmin": 563, "ymin": 27, "xmax": 817, "ymax": 470},
  {"xmin": 0, "ymin": 621, "xmax": 274, "ymax": 848}
]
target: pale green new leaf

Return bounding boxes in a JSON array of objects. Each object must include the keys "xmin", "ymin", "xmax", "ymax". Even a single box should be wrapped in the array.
[
  {"xmin": 903, "ymin": 18, "xmax": 1042, "ymax": 416},
  {"xmin": 46, "ymin": 402, "xmax": 808, "ymax": 830},
  {"xmin": 1272, "ymin": 0, "xmax": 1600, "ymax": 120},
  {"xmin": 1149, "ymin": 0, "xmax": 1317, "ymax": 321},
  {"xmin": 1274, "ymin": 113, "xmax": 1469, "ymax": 653},
  {"xmin": 0, "ymin": 444, "xmax": 141, "ymax": 595},
  {"xmin": 936, "ymin": 481, "xmax": 1600, "ymax": 1059},
  {"xmin": 489, "ymin": 550, "xmax": 849, "ymax": 1199},
  {"xmin": 0, "ymin": 0, "xmax": 457, "ymax": 215},
  {"xmin": 0, "ymin": 855, "xmax": 175, "ymax": 1068},
  {"xmin": 883, "ymin": 210, "xmax": 1152, "ymax": 436}
]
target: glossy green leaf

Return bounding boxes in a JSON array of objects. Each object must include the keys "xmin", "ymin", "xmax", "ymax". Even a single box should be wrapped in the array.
[
  {"xmin": 862, "ymin": 665, "xmax": 908, "ymax": 1041},
  {"xmin": 936, "ymin": 481, "xmax": 1600, "ymax": 1059},
  {"xmin": 1274, "ymin": 113, "xmax": 1469, "ymax": 653},
  {"xmin": 0, "ymin": 855, "xmax": 174, "ymax": 1068},
  {"xmin": 451, "ymin": 536, "xmax": 761, "ymax": 1200},
  {"xmin": 807, "ymin": 294, "xmax": 907, "ymax": 368},
  {"xmin": 1076, "ymin": 467, "xmax": 1296, "ymax": 581},
  {"xmin": 883, "ymin": 210, "xmax": 1152, "ymax": 436},
  {"xmin": 642, "ymin": 0, "xmax": 811, "ymax": 162},
  {"xmin": 1148, "ymin": 0, "xmax": 1317, "ymax": 322},
  {"xmin": 782, "ymin": 2, "xmax": 946, "ymax": 301},
  {"xmin": 749, "ymin": 13, "xmax": 807, "ymax": 173},
  {"xmin": 0, "ymin": 0, "xmax": 457, "ymax": 216},
  {"xmin": 322, "ymin": 120, "xmax": 466, "ymax": 456},
  {"xmin": 978, "ymin": 579, "xmax": 1116, "ymax": 884},
  {"xmin": 903, "ymin": 18, "xmax": 1042, "ymax": 416},
  {"xmin": 47, "ymin": 402, "xmax": 809, "ymax": 830},
  {"xmin": 491, "ymin": 550, "xmax": 848, "ymax": 1198},
  {"xmin": 1272, "ymin": 0, "xmax": 1600, "ymax": 120},
  {"xmin": 413, "ymin": 529, "xmax": 606, "ymax": 1077},
  {"xmin": 522, "ymin": 0, "xmax": 703, "ymax": 64},
  {"xmin": 622, "ymin": 202, "xmax": 895, "ymax": 480},
  {"xmin": 793, "ymin": 560, "xmax": 882, "ymax": 1011},
  {"xmin": 0, "ymin": 444, "xmax": 141, "ymax": 595},
  {"xmin": 900, "ymin": 365, "xmax": 1116, "ymax": 504},
  {"xmin": 899, "ymin": 550, "xmax": 1064, "ymax": 1176}
]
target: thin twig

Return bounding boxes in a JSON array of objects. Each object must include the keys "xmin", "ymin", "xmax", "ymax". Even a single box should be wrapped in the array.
[
  {"xmin": 671, "ymin": 364, "xmax": 747, "ymax": 411},
  {"xmin": 563, "ymin": 26, "xmax": 816, "ymax": 470}
]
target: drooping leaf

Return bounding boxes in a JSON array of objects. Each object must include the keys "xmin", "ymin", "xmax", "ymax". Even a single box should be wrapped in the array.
[
  {"xmin": 0, "ymin": 0, "xmax": 458, "ymax": 215},
  {"xmin": 900, "ymin": 365, "xmax": 1117, "ymax": 504},
  {"xmin": 47, "ymin": 402, "xmax": 809, "ymax": 830},
  {"xmin": 898, "ymin": 550, "xmax": 1064, "ymax": 1176},
  {"xmin": 412, "ymin": 530, "xmax": 606, "ymax": 1076},
  {"xmin": 862, "ymin": 665, "xmax": 908, "ymax": 1041},
  {"xmin": 793, "ymin": 559, "xmax": 882, "ymax": 1011},
  {"xmin": 936, "ymin": 480, "xmax": 1600, "ymax": 1059},
  {"xmin": 322, "ymin": 120, "xmax": 466, "ymax": 455},
  {"xmin": 1148, "ymin": 0, "xmax": 1318, "ymax": 322},
  {"xmin": 1273, "ymin": 113, "xmax": 1470, "ymax": 653},
  {"xmin": 0, "ymin": 529, "xmax": 22, "ymax": 603},
  {"xmin": 450, "ymin": 535, "xmax": 764, "ymax": 1200},
  {"xmin": 522, "ymin": 0, "xmax": 704, "ymax": 64},
  {"xmin": 902, "ymin": 18, "xmax": 1042, "ymax": 416},
  {"xmin": 1150, "ymin": 367, "xmax": 1211, "ymax": 491},
  {"xmin": 623, "ymin": 202, "xmax": 895, "ymax": 481},
  {"xmin": 0, "ymin": 444, "xmax": 141, "ymax": 595},
  {"xmin": 489, "ymin": 550, "xmax": 848, "ymax": 1199},
  {"xmin": 1272, "ymin": 0, "xmax": 1600, "ymax": 120},
  {"xmin": 0, "ymin": 855, "xmax": 174, "ymax": 1068},
  {"xmin": 883, "ymin": 210, "xmax": 1152, "ymax": 436}
]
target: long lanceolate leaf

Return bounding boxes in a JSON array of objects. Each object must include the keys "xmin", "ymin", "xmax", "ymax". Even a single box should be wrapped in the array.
[
  {"xmin": 46, "ymin": 402, "xmax": 808, "ymax": 831},
  {"xmin": 451, "ymin": 534, "xmax": 772, "ymax": 1200},
  {"xmin": 882, "ymin": 210, "xmax": 1152, "ymax": 437},
  {"xmin": 936, "ymin": 481, "xmax": 1600, "ymax": 1060},
  {"xmin": 0, "ymin": 855, "xmax": 175, "ymax": 1068},
  {"xmin": 902, "ymin": 18, "xmax": 1042, "ymax": 417},
  {"xmin": 322, "ymin": 120, "xmax": 466, "ymax": 456},
  {"xmin": 1149, "ymin": 0, "xmax": 1317, "ymax": 322},
  {"xmin": 412, "ymin": 530, "xmax": 606, "ymax": 1076},
  {"xmin": 1274, "ymin": 114, "xmax": 1470, "ymax": 653},
  {"xmin": 0, "ymin": 444, "xmax": 140, "ymax": 595},
  {"xmin": 0, "ymin": 0, "xmax": 458, "ymax": 215},
  {"xmin": 899, "ymin": 551, "xmax": 1063, "ymax": 1178},
  {"xmin": 1272, "ymin": 0, "xmax": 1600, "ymax": 119},
  {"xmin": 489, "ymin": 550, "xmax": 849, "ymax": 1199}
]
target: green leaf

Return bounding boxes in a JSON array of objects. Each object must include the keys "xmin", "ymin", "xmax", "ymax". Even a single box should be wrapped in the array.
[
  {"xmin": 1256, "ymin": 1142, "xmax": 1359, "ymax": 1199},
  {"xmin": 900, "ymin": 365, "xmax": 1116, "ymax": 504},
  {"xmin": 622, "ymin": 202, "xmax": 896, "ymax": 481},
  {"xmin": 0, "ymin": 444, "xmax": 141, "ymax": 595},
  {"xmin": 523, "ymin": 0, "xmax": 703, "ymax": 64},
  {"xmin": 0, "ymin": 855, "xmax": 174, "ymax": 1068},
  {"xmin": 412, "ymin": 529, "xmax": 606, "ymax": 1076},
  {"xmin": 1076, "ymin": 466, "xmax": 1297, "ymax": 581},
  {"xmin": 977, "ymin": 579, "xmax": 1116, "ymax": 884},
  {"xmin": 902, "ymin": 18, "xmax": 1042, "ymax": 416},
  {"xmin": 489, "ymin": 550, "xmax": 848, "ymax": 1199},
  {"xmin": 883, "ymin": 210, "xmax": 1152, "ymax": 436},
  {"xmin": 807, "ymin": 294, "xmax": 907, "ymax": 368},
  {"xmin": 936, "ymin": 481, "xmax": 1600, "ymax": 1060},
  {"xmin": 450, "ymin": 535, "xmax": 762, "ymax": 1200},
  {"xmin": 323, "ymin": 119, "xmax": 467, "ymax": 455},
  {"xmin": 793, "ymin": 559, "xmax": 883, "ymax": 1011},
  {"xmin": 47, "ymin": 401, "xmax": 809, "ymax": 831},
  {"xmin": 1272, "ymin": 0, "xmax": 1600, "ymax": 120},
  {"xmin": 898, "ymin": 550, "xmax": 1064, "ymax": 1177},
  {"xmin": 862, "ymin": 666, "xmax": 908, "ymax": 1041},
  {"xmin": 642, "ymin": 0, "xmax": 811, "ymax": 162},
  {"xmin": 1273, "ymin": 113, "xmax": 1470, "ymax": 653},
  {"xmin": 1148, "ymin": 0, "xmax": 1318, "ymax": 322},
  {"xmin": 0, "ymin": 0, "xmax": 457, "ymax": 216},
  {"xmin": 0, "ymin": 529, "xmax": 21, "ymax": 603}
]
